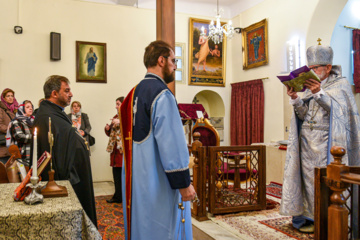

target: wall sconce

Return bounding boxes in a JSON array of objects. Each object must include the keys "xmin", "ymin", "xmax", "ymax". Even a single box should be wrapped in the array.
[
  {"xmin": 234, "ymin": 27, "xmax": 242, "ymax": 34},
  {"xmin": 14, "ymin": 26, "xmax": 23, "ymax": 34}
]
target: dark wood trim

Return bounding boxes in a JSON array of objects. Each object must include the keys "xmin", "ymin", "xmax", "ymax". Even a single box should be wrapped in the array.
[
  {"xmin": 314, "ymin": 167, "xmax": 329, "ymax": 240},
  {"xmin": 156, "ymin": 0, "xmax": 175, "ymax": 95}
]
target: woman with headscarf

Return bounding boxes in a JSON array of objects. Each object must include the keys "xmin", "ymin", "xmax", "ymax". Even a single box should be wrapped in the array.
[
  {"xmin": 67, "ymin": 101, "xmax": 92, "ymax": 148},
  {"xmin": 6, "ymin": 100, "xmax": 34, "ymax": 166},
  {"xmin": 0, "ymin": 88, "xmax": 18, "ymax": 164}
]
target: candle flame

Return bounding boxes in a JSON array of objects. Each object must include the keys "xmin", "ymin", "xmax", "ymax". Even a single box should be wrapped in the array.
[{"xmin": 34, "ymin": 128, "xmax": 37, "ymax": 136}]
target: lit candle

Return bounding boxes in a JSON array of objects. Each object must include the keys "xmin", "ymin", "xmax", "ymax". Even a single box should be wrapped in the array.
[
  {"xmin": 32, "ymin": 128, "xmax": 37, "ymax": 177},
  {"xmin": 216, "ymin": 18, "xmax": 221, "ymax": 28}
]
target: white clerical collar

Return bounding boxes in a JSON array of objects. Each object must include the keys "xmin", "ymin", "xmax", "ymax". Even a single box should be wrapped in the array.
[{"xmin": 321, "ymin": 77, "xmax": 328, "ymax": 86}]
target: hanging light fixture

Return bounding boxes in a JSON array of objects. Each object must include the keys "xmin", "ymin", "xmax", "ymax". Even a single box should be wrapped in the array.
[{"xmin": 207, "ymin": 0, "xmax": 235, "ymax": 44}]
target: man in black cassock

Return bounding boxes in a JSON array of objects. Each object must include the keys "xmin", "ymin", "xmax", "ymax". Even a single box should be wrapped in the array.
[{"xmin": 34, "ymin": 75, "xmax": 97, "ymax": 227}]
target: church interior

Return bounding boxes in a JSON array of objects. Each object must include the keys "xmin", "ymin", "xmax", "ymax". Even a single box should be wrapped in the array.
[{"xmin": 1, "ymin": 0, "xmax": 360, "ymax": 239}]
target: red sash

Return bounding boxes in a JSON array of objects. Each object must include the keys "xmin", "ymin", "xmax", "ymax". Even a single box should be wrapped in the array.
[{"xmin": 119, "ymin": 86, "xmax": 136, "ymax": 240}]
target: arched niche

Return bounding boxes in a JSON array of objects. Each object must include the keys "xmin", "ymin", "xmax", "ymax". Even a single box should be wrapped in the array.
[
  {"xmin": 193, "ymin": 90, "xmax": 225, "ymax": 118},
  {"xmin": 306, "ymin": 0, "xmax": 347, "ymax": 47},
  {"xmin": 330, "ymin": 0, "xmax": 360, "ymax": 85}
]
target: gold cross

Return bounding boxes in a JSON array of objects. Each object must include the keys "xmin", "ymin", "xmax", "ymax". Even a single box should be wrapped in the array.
[
  {"xmin": 125, "ymin": 131, "xmax": 132, "ymax": 141},
  {"xmin": 125, "ymin": 131, "xmax": 132, "ymax": 149},
  {"xmin": 317, "ymin": 38, "xmax": 322, "ymax": 45}
]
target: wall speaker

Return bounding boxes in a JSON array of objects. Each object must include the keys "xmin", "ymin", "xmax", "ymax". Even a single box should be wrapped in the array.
[{"xmin": 50, "ymin": 32, "xmax": 61, "ymax": 61}]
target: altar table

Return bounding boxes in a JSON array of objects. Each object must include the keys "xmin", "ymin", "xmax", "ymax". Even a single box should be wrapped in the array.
[{"xmin": 0, "ymin": 181, "xmax": 101, "ymax": 239}]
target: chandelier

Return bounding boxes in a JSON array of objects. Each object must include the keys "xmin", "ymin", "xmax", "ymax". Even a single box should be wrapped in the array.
[{"xmin": 207, "ymin": 0, "xmax": 235, "ymax": 44}]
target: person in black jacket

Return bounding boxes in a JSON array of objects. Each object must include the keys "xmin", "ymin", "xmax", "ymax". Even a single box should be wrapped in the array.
[{"xmin": 34, "ymin": 75, "xmax": 97, "ymax": 227}]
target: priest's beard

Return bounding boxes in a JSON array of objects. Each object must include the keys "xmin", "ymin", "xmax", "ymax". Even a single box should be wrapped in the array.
[
  {"xmin": 317, "ymin": 69, "xmax": 328, "ymax": 81},
  {"xmin": 162, "ymin": 62, "xmax": 175, "ymax": 84},
  {"xmin": 58, "ymin": 97, "xmax": 71, "ymax": 108}
]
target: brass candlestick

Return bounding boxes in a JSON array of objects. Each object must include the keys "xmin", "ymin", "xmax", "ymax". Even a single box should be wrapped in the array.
[
  {"xmin": 24, "ymin": 176, "xmax": 45, "ymax": 205},
  {"xmin": 48, "ymin": 117, "xmax": 54, "ymax": 170},
  {"xmin": 40, "ymin": 117, "xmax": 68, "ymax": 198}
]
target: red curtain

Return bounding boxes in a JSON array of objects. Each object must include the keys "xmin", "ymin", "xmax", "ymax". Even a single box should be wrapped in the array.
[
  {"xmin": 230, "ymin": 80, "xmax": 264, "ymax": 145},
  {"xmin": 353, "ymin": 30, "xmax": 360, "ymax": 93}
]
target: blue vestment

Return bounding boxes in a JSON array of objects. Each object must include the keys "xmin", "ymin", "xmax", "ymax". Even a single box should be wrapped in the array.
[
  {"xmin": 250, "ymin": 35, "xmax": 262, "ymax": 59},
  {"xmin": 122, "ymin": 73, "xmax": 192, "ymax": 240},
  {"xmin": 85, "ymin": 52, "xmax": 97, "ymax": 76}
]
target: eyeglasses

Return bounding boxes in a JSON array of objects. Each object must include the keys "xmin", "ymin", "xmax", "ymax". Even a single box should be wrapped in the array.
[
  {"xmin": 309, "ymin": 65, "xmax": 326, "ymax": 71},
  {"xmin": 163, "ymin": 56, "xmax": 178, "ymax": 65}
]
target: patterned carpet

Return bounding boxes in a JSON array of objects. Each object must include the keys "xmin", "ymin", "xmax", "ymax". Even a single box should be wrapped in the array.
[
  {"xmin": 259, "ymin": 217, "xmax": 314, "ymax": 240},
  {"xmin": 95, "ymin": 195, "xmax": 125, "ymax": 240},
  {"xmin": 215, "ymin": 185, "xmax": 280, "ymax": 210},
  {"xmin": 211, "ymin": 182, "xmax": 314, "ymax": 240},
  {"xmin": 266, "ymin": 181, "xmax": 282, "ymax": 199}
]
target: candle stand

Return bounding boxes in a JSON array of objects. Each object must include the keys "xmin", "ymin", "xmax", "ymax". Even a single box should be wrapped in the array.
[
  {"xmin": 40, "ymin": 117, "xmax": 68, "ymax": 198},
  {"xmin": 41, "ymin": 170, "xmax": 68, "ymax": 198},
  {"xmin": 24, "ymin": 176, "xmax": 45, "ymax": 205}
]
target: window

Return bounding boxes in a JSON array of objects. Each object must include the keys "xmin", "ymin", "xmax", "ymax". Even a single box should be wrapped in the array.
[{"xmin": 175, "ymin": 42, "xmax": 186, "ymax": 84}]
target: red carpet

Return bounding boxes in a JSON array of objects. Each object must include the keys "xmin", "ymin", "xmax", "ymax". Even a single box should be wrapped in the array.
[
  {"xmin": 266, "ymin": 181, "xmax": 282, "ymax": 199},
  {"xmin": 213, "ymin": 182, "xmax": 314, "ymax": 240},
  {"xmin": 259, "ymin": 217, "xmax": 314, "ymax": 240},
  {"xmin": 215, "ymin": 185, "xmax": 280, "ymax": 210},
  {"xmin": 260, "ymin": 182, "xmax": 314, "ymax": 239},
  {"xmin": 95, "ymin": 195, "xmax": 125, "ymax": 240}
]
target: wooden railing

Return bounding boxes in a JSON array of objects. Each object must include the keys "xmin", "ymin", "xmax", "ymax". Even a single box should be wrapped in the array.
[
  {"xmin": 188, "ymin": 132, "xmax": 266, "ymax": 220},
  {"xmin": 315, "ymin": 146, "xmax": 360, "ymax": 240},
  {"xmin": 189, "ymin": 132, "xmax": 208, "ymax": 221}
]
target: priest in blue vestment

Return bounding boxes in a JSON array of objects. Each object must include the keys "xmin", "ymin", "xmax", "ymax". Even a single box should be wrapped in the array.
[
  {"xmin": 280, "ymin": 42, "xmax": 360, "ymax": 233},
  {"xmin": 120, "ymin": 40, "xmax": 196, "ymax": 240}
]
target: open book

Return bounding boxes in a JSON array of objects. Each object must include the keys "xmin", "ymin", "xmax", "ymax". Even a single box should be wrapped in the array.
[{"xmin": 277, "ymin": 65, "xmax": 320, "ymax": 92}]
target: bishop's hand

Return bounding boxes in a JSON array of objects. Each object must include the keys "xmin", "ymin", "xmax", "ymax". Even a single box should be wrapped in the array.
[
  {"xmin": 286, "ymin": 85, "xmax": 298, "ymax": 99},
  {"xmin": 304, "ymin": 78, "xmax": 321, "ymax": 94}
]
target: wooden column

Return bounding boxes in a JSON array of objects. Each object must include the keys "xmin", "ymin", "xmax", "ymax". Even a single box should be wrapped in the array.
[
  {"xmin": 191, "ymin": 132, "xmax": 208, "ymax": 221},
  {"xmin": 325, "ymin": 146, "xmax": 350, "ymax": 240},
  {"xmin": 191, "ymin": 132, "xmax": 202, "ymax": 217},
  {"xmin": 156, "ymin": 0, "xmax": 175, "ymax": 95}
]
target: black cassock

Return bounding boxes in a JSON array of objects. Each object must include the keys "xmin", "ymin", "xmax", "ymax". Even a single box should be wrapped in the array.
[{"xmin": 34, "ymin": 100, "xmax": 97, "ymax": 227}]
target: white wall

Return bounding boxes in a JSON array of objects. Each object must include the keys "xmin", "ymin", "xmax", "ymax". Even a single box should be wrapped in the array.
[
  {"xmin": 230, "ymin": 0, "xmax": 347, "ymax": 143},
  {"xmin": 229, "ymin": 0, "xmax": 320, "ymax": 143},
  {"xmin": 0, "ymin": 0, "xmax": 232, "ymax": 181},
  {"xmin": 331, "ymin": 0, "xmax": 360, "ymax": 84}
]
